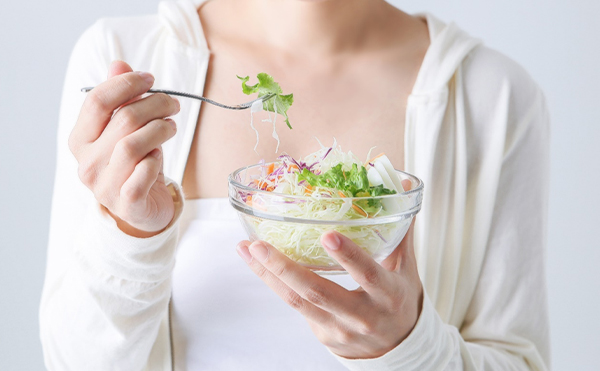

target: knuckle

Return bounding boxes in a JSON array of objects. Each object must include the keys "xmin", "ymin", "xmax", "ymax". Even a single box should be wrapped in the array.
[
  {"xmin": 304, "ymin": 285, "xmax": 328, "ymax": 306},
  {"xmin": 272, "ymin": 262, "xmax": 287, "ymax": 277},
  {"xmin": 387, "ymin": 292, "xmax": 405, "ymax": 312},
  {"xmin": 255, "ymin": 265, "xmax": 270, "ymax": 280},
  {"xmin": 120, "ymin": 184, "xmax": 143, "ymax": 205},
  {"xmin": 115, "ymin": 107, "xmax": 139, "ymax": 129},
  {"xmin": 283, "ymin": 291, "xmax": 304, "ymax": 310},
  {"xmin": 335, "ymin": 328, "xmax": 355, "ymax": 346},
  {"xmin": 340, "ymin": 246, "xmax": 361, "ymax": 264},
  {"xmin": 86, "ymin": 92, "xmax": 109, "ymax": 116},
  {"xmin": 77, "ymin": 160, "xmax": 97, "ymax": 187},
  {"xmin": 115, "ymin": 137, "xmax": 139, "ymax": 159},
  {"xmin": 362, "ymin": 265, "xmax": 382, "ymax": 287},
  {"xmin": 356, "ymin": 319, "xmax": 378, "ymax": 337}
]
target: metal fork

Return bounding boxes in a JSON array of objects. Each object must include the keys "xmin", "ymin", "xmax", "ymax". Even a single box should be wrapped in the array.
[{"xmin": 81, "ymin": 87, "xmax": 275, "ymax": 110}]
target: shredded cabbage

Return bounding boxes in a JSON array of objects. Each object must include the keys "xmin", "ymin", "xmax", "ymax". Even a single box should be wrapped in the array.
[{"xmin": 241, "ymin": 142, "xmax": 411, "ymax": 267}]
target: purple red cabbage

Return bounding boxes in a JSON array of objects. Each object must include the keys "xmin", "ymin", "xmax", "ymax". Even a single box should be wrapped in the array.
[
  {"xmin": 374, "ymin": 229, "xmax": 388, "ymax": 243},
  {"xmin": 277, "ymin": 154, "xmax": 314, "ymax": 171},
  {"xmin": 322, "ymin": 147, "xmax": 333, "ymax": 160}
]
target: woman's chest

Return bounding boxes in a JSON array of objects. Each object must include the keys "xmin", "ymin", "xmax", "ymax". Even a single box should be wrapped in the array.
[{"xmin": 182, "ymin": 50, "xmax": 416, "ymax": 198}]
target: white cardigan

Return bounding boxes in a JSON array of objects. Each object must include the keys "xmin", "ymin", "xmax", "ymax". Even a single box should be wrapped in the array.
[{"xmin": 40, "ymin": 0, "xmax": 551, "ymax": 370}]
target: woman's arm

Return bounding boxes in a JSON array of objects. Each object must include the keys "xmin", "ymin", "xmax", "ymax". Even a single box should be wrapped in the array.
[{"xmin": 40, "ymin": 22, "xmax": 182, "ymax": 371}]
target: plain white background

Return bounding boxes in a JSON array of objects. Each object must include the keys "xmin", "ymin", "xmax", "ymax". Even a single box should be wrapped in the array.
[{"xmin": 1, "ymin": 0, "xmax": 598, "ymax": 369}]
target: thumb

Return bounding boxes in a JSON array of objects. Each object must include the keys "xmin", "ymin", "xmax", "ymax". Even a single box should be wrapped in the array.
[{"xmin": 107, "ymin": 60, "xmax": 133, "ymax": 79}]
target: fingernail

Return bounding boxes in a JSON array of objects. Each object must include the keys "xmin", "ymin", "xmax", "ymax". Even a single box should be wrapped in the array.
[
  {"xmin": 236, "ymin": 243, "xmax": 253, "ymax": 263},
  {"xmin": 322, "ymin": 232, "xmax": 341, "ymax": 250},
  {"xmin": 166, "ymin": 118, "xmax": 176, "ymax": 131},
  {"xmin": 249, "ymin": 242, "xmax": 269, "ymax": 262},
  {"xmin": 137, "ymin": 71, "xmax": 154, "ymax": 85}
]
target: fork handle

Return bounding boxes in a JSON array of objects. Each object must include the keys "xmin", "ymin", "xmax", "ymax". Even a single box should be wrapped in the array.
[{"xmin": 80, "ymin": 87, "xmax": 259, "ymax": 110}]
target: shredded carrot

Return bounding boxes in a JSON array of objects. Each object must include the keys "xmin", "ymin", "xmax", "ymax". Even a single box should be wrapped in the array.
[
  {"xmin": 337, "ymin": 190, "xmax": 367, "ymax": 216},
  {"xmin": 245, "ymin": 195, "xmax": 253, "ymax": 206},
  {"xmin": 352, "ymin": 204, "xmax": 368, "ymax": 217},
  {"xmin": 252, "ymin": 177, "xmax": 277, "ymax": 191},
  {"xmin": 267, "ymin": 163, "xmax": 275, "ymax": 175},
  {"xmin": 366, "ymin": 153, "xmax": 386, "ymax": 166},
  {"xmin": 287, "ymin": 164, "xmax": 299, "ymax": 172},
  {"xmin": 253, "ymin": 179, "xmax": 267, "ymax": 189}
]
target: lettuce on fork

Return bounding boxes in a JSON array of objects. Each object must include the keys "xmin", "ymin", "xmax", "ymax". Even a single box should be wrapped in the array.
[{"xmin": 237, "ymin": 73, "xmax": 294, "ymax": 129}]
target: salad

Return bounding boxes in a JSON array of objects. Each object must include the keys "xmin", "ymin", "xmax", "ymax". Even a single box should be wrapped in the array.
[
  {"xmin": 233, "ymin": 73, "xmax": 416, "ymax": 268},
  {"xmin": 235, "ymin": 142, "xmax": 413, "ymax": 267}
]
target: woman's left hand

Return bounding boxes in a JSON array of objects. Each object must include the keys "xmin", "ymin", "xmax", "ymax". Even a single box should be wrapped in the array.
[{"xmin": 236, "ymin": 219, "xmax": 423, "ymax": 359}]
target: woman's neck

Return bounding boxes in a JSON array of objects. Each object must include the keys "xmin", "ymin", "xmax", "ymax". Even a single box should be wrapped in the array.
[{"xmin": 222, "ymin": 0, "xmax": 392, "ymax": 56}]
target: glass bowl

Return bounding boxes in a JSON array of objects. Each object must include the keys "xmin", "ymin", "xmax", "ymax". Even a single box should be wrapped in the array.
[{"xmin": 228, "ymin": 162, "xmax": 423, "ymax": 274}]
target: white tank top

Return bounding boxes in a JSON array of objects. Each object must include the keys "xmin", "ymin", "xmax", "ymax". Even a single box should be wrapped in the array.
[{"xmin": 171, "ymin": 198, "xmax": 358, "ymax": 370}]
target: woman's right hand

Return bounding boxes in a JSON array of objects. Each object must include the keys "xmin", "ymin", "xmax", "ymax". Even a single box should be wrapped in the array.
[{"xmin": 68, "ymin": 60, "xmax": 180, "ymax": 238}]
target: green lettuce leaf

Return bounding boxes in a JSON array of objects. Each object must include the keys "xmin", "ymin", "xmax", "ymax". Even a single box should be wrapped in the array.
[
  {"xmin": 298, "ymin": 164, "xmax": 396, "ymax": 197},
  {"xmin": 237, "ymin": 73, "xmax": 294, "ymax": 129},
  {"xmin": 298, "ymin": 164, "xmax": 396, "ymax": 216}
]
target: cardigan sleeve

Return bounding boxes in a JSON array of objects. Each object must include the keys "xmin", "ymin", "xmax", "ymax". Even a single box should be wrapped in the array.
[
  {"xmin": 39, "ymin": 20, "xmax": 182, "ymax": 371},
  {"xmin": 333, "ymin": 50, "xmax": 551, "ymax": 371}
]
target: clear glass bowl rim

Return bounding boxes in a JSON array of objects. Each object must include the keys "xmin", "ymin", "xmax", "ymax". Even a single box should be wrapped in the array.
[
  {"xmin": 228, "ymin": 161, "xmax": 424, "ymax": 202},
  {"xmin": 228, "ymin": 162, "xmax": 424, "ymax": 226}
]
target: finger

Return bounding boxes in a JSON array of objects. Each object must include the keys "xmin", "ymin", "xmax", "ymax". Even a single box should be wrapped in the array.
[
  {"xmin": 397, "ymin": 217, "xmax": 417, "ymax": 268},
  {"xmin": 401, "ymin": 179, "xmax": 412, "ymax": 191},
  {"xmin": 107, "ymin": 60, "xmax": 133, "ymax": 79},
  {"xmin": 85, "ymin": 94, "xmax": 178, "ymax": 184},
  {"xmin": 99, "ymin": 93, "xmax": 180, "ymax": 144},
  {"xmin": 118, "ymin": 148, "xmax": 162, "ymax": 210},
  {"xmin": 380, "ymin": 217, "xmax": 416, "ymax": 272},
  {"xmin": 321, "ymin": 231, "xmax": 393, "ymax": 297},
  {"xmin": 108, "ymin": 61, "xmax": 147, "ymax": 108},
  {"xmin": 71, "ymin": 70, "xmax": 155, "ymax": 152},
  {"xmin": 378, "ymin": 179, "xmax": 415, "ymax": 271},
  {"xmin": 237, "ymin": 241, "xmax": 336, "ymax": 325},
  {"xmin": 245, "ymin": 240, "xmax": 355, "ymax": 316},
  {"xmin": 104, "ymin": 118, "xmax": 176, "ymax": 187}
]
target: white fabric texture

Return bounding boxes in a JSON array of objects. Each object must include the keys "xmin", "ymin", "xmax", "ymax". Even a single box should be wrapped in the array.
[
  {"xmin": 170, "ymin": 198, "xmax": 361, "ymax": 370},
  {"xmin": 40, "ymin": 0, "xmax": 551, "ymax": 370}
]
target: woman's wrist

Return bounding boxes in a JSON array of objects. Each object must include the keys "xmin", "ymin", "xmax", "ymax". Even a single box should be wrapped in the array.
[
  {"xmin": 103, "ymin": 180, "xmax": 184, "ymax": 239},
  {"xmin": 105, "ymin": 208, "xmax": 168, "ymax": 238}
]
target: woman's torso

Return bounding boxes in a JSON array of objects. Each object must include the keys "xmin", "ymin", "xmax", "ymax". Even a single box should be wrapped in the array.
[{"xmin": 172, "ymin": 1, "xmax": 430, "ymax": 369}]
